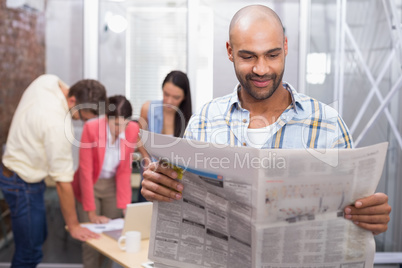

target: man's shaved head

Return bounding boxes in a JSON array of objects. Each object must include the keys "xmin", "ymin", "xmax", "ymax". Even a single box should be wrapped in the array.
[
  {"xmin": 229, "ymin": 5, "xmax": 284, "ymax": 43},
  {"xmin": 226, "ymin": 5, "xmax": 288, "ymax": 102}
]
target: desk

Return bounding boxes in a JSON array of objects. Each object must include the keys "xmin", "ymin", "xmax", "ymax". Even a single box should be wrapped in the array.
[
  {"xmin": 86, "ymin": 233, "xmax": 150, "ymax": 268},
  {"xmin": 374, "ymin": 252, "xmax": 402, "ymax": 264}
]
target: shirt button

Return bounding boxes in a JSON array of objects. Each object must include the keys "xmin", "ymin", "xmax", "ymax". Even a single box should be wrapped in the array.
[
  {"xmin": 243, "ymin": 119, "xmax": 247, "ymax": 123},
  {"xmin": 243, "ymin": 142, "xmax": 246, "ymax": 146}
]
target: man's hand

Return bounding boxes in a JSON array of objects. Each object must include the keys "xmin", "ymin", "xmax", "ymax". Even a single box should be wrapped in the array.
[
  {"xmin": 344, "ymin": 192, "xmax": 391, "ymax": 235},
  {"xmin": 141, "ymin": 161, "xmax": 183, "ymax": 202},
  {"xmin": 88, "ymin": 211, "xmax": 110, "ymax": 224},
  {"xmin": 56, "ymin": 181, "xmax": 100, "ymax": 241},
  {"xmin": 69, "ymin": 224, "xmax": 100, "ymax": 241}
]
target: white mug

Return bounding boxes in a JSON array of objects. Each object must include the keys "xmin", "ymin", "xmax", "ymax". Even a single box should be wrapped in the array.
[{"xmin": 117, "ymin": 231, "xmax": 141, "ymax": 253}]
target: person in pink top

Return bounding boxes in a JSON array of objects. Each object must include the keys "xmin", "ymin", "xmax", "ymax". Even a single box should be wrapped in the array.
[{"xmin": 72, "ymin": 95, "xmax": 139, "ymax": 268}]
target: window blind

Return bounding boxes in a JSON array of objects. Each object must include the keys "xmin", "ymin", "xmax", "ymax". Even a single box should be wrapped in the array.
[{"xmin": 126, "ymin": 7, "xmax": 187, "ymax": 118}]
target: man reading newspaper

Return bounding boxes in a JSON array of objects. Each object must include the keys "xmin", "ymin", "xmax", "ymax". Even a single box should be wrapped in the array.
[{"xmin": 140, "ymin": 4, "xmax": 391, "ymax": 266}]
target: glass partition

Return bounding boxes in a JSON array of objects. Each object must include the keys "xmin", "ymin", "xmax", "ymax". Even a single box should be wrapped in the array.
[{"xmin": 305, "ymin": 0, "xmax": 402, "ymax": 252}]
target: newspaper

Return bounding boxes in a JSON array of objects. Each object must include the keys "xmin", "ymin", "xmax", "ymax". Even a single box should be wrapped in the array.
[{"xmin": 141, "ymin": 131, "xmax": 388, "ymax": 268}]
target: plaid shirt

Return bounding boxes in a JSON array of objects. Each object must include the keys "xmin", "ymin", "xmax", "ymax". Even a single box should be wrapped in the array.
[{"xmin": 184, "ymin": 82, "xmax": 353, "ymax": 149}]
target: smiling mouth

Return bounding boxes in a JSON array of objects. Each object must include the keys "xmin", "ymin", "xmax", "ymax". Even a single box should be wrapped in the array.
[{"xmin": 251, "ymin": 79, "xmax": 271, "ymax": 88}]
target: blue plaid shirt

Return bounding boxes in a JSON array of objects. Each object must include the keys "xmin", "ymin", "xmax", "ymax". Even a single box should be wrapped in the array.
[{"xmin": 184, "ymin": 82, "xmax": 353, "ymax": 149}]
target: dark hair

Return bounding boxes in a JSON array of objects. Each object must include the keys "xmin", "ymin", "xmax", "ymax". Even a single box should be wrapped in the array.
[
  {"xmin": 68, "ymin": 79, "xmax": 107, "ymax": 115},
  {"xmin": 107, "ymin": 95, "xmax": 133, "ymax": 119},
  {"xmin": 162, "ymin": 70, "xmax": 192, "ymax": 137}
]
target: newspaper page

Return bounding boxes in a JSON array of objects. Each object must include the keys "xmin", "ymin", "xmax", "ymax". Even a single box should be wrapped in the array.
[{"xmin": 141, "ymin": 131, "xmax": 388, "ymax": 268}]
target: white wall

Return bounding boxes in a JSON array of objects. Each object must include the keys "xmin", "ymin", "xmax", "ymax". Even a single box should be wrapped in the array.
[
  {"xmin": 46, "ymin": 0, "xmax": 85, "ymax": 169},
  {"xmin": 45, "ymin": 0, "xmax": 84, "ymax": 85},
  {"xmin": 98, "ymin": 1, "xmax": 127, "ymax": 97}
]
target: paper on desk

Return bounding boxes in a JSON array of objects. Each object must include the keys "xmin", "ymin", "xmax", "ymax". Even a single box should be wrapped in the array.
[
  {"xmin": 142, "ymin": 131, "xmax": 388, "ymax": 268},
  {"xmin": 81, "ymin": 218, "xmax": 124, "ymax": 233}
]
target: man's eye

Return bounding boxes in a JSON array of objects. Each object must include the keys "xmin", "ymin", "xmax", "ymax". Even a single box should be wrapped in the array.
[{"xmin": 270, "ymin": 54, "xmax": 279, "ymax": 58}]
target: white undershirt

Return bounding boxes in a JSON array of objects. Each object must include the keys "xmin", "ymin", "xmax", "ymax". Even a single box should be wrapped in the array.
[
  {"xmin": 246, "ymin": 125, "xmax": 275, "ymax": 149},
  {"xmin": 99, "ymin": 125, "xmax": 125, "ymax": 179}
]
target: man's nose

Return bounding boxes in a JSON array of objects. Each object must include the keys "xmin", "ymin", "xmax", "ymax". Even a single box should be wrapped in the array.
[{"xmin": 252, "ymin": 58, "xmax": 269, "ymax": 76}]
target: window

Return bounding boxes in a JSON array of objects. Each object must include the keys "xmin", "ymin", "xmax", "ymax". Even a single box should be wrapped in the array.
[{"xmin": 126, "ymin": 7, "xmax": 187, "ymax": 118}]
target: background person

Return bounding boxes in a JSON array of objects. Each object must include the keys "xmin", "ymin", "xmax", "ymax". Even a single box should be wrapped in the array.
[
  {"xmin": 137, "ymin": 70, "xmax": 193, "ymax": 201},
  {"xmin": 0, "ymin": 74, "xmax": 106, "ymax": 267},
  {"xmin": 72, "ymin": 95, "xmax": 140, "ymax": 268},
  {"xmin": 139, "ymin": 70, "xmax": 193, "ymax": 139},
  {"xmin": 141, "ymin": 5, "xmax": 391, "ymax": 237}
]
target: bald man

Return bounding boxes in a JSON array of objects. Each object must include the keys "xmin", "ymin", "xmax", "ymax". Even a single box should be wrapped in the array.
[{"xmin": 141, "ymin": 5, "xmax": 391, "ymax": 236}]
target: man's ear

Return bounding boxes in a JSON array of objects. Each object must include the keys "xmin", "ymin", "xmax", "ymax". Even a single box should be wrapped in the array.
[
  {"xmin": 226, "ymin": 41, "xmax": 234, "ymax": 62},
  {"xmin": 284, "ymin": 36, "xmax": 288, "ymax": 56},
  {"xmin": 67, "ymin": 96, "xmax": 77, "ymax": 109}
]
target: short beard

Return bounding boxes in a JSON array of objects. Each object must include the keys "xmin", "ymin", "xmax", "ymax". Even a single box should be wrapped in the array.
[
  {"xmin": 240, "ymin": 68, "xmax": 284, "ymax": 101},
  {"xmin": 232, "ymin": 55, "xmax": 286, "ymax": 101}
]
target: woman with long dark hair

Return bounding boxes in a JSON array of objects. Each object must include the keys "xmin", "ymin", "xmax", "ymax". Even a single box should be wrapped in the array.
[
  {"xmin": 138, "ymin": 70, "xmax": 192, "ymax": 166},
  {"xmin": 137, "ymin": 71, "xmax": 192, "ymax": 201},
  {"xmin": 139, "ymin": 70, "xmax": 192, "ymax": 138}
]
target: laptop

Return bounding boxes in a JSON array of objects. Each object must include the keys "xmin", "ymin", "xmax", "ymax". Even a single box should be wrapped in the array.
[{"xmin": 103, "ymin": 202, "xmax": 153, "ymax": 241}]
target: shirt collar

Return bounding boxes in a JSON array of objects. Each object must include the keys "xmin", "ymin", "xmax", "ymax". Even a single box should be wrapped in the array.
[
  {"xmin": 284, "ymin": 82, "xmax": 305, "ymax": 113},
  {"xmin": 227, "ymin": 82, "xmax": 305, "ymax": 113},
  {"xmin": 106, "ymin": 123, "xmax": 126, "ymax": 144},
  {"xmin": 118, "ymin": 129, "xmax": 126, "ymax": 140}
]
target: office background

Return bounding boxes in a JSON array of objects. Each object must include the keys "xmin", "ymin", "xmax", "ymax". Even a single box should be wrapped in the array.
[{"xmin": 0, "ymin": 0, "xmax": 401, "ymax": 267}]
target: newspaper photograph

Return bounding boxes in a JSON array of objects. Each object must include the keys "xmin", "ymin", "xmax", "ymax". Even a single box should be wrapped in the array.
[{"xmin": 141, "ymin": 131, "xmax": 388, "ymax": 268}]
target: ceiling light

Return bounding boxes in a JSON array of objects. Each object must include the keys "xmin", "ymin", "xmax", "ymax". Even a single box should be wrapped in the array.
[{"xmin": 107, "ymin": 14, "xmax": 128, "ymax": 33}]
